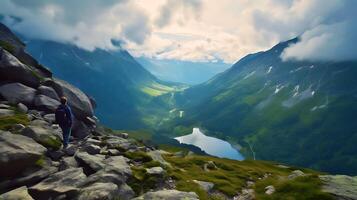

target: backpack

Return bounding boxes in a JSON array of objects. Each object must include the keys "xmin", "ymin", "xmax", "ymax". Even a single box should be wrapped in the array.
[{"xmin": 55, "ymin": 106, "xmax": 67, "ymax": 126}]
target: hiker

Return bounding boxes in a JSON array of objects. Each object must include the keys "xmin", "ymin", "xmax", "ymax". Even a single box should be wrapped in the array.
[{"xmin": 55, "ymin": 96, "xmax": 73, "ymax": 148}]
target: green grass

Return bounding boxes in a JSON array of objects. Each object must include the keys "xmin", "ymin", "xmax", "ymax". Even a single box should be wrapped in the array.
[
  {"xmin": 0, "ymin": 111, "xmax": 29, "ymax": 131},
  {"xmin": 162, "ymin": 154, "xmax": 331, "ymax": 200},
  {"xmin": 124, "ymin": 151, "xmax": 153, "ymax": 163},
  {"xmin": 0, "ymin": 40, "xmax": 15, "ymax": 54}
]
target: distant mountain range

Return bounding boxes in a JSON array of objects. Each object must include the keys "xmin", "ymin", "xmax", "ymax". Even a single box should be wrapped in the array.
[
  {"xmin": 137, "ymin": 57, "xmax": 230, "ymax": 85},
  {"xmin": 160, "ymin": 38, "xmax": 357, "ymax": 175}
]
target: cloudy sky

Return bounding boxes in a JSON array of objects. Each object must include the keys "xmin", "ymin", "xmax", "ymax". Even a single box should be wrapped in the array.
[{"xmin": 0, "ymin": 0, "xmax": 356, "ymax": 64}]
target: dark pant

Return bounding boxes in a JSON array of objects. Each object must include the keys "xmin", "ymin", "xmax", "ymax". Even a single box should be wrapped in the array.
[{"xmin": 60, "ymin": 125, "xmax": 72, "ymax": 147}]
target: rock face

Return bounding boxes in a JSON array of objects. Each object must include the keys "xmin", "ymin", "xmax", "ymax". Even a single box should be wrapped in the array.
[
  {"xmin": 53, "ymin": 78, "xmax": 94, "ymax": 120},
  {"xmin": 21, "ymin": 125, "xmax": 62, "ymax": 150},
  {"xmin": 319, "ymin": 175, "xmax": 357, "ymax": 200},
  {"xmin": 29, "ymin": 168, "xmax": 87, "ymax": 199},
  {"xmin": 133, "ymin": 189, "xmax": 199, "ymax": 200},
  {"xmin": 0, "ymin": 108, "xmax": 14, "ymax": 117},
  {"xmin": 0, "ymin": 48, "xmax": 40, "ymax": 88},
  {"xmin": 0, "ymin": 131, "xmax": 46, "ymax": 177},
  {"xmin": 0, "ymin": 186, "xmax": 34, "ymax": 200},
  {"xmin": 0, "ymin": 83, "xmax": 36, "ymax": 105},
  {"xmin": 38, "ymin": 85, "xmax": 60, "ymax": 101},
  {"xmin": 78, "ymin": 182, "xmax": 118, "ymax": 200},
  {"xmin": 34, "ymin": 95, "xmax": 61, "ymax": 112}
]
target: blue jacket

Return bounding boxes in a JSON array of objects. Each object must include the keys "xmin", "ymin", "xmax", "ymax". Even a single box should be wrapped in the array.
[{"xmin": 57, "ymin": 104, "xmax": 73, "ymax": 127}]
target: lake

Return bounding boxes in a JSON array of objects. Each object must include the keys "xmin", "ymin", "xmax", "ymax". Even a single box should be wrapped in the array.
[{"xmin": 175, "ymin": 128, "xmax": 244, "ymax": 160}]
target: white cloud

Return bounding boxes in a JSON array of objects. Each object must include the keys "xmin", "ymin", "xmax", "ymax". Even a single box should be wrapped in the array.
[{"xmin": 0, "ymin": 0, "xmax": 356, "ymax": 63}]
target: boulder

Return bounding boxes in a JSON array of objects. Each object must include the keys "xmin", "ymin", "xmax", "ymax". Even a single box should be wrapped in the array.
[
  {"xmin": 265, "ymin": 185, "xmax": 275, "ymax": 195},
  {"xmin": 10, "ymin": 123, "xmax": 26, "ymax": 132},
  {"xmin": 0, "ymin": 186, "xmax": 34, "ymax": 200},
  {"xmin": 319, "ymin": 175, "xmax": 357, "ymax": 200},
  {"xmin": 105, "ymin": 137, "xmax": 133, "ymax": 150},
  {"xmin": 0, "ymin": 103, "xmax": 10, "ymax": 109},
  {"xmin": 21, "ymin": 125, "xmax": 62, "ymax": 150},
  {"xmin": 0, "ymin": 108, "xmax": 14, "ymax": 117},
  {"xmin": 37, "ymin": 85, "xmax": 60, "ymax": 101},
  {"xmin": 52, "ymin": 78, "xmax": 94, "ymax": 119},
  {"xmin": 0, "ymin": 166, "xmax": 57, "ymax": 193},
  {"xmin": 117, "ymin": 183, "xmax": 135, "ymax": 200},
  {"xmin": 43, "ymin": 113, "xmax": 56, "ymax": 124},
  {"xmin": 132, "ymin": 189, "xmax": 199, "ymax": 200},
  {"xmin": 146, "ymin": 167, "xmax": 165, "ymax": 176},
  {"xmin": 288, "ymin": 170, "xmax": 305, "ymax": 180},
  {"xmin": 34, "ymin": 95, "xmax": 61, "ymax": 112},
  {"xmin": 0, "ymin": 83, "xmax": 36, "ymax": 105},
  {"xmin": 193, "ymin": 180, "xmax": 214, "ymax": 192},
  {"xmin": 47, "ymin": 150, "xmax": 65, "ymax": 161},
  {"xmin": 85, "ymin": 144, "xmax": 101, "ymax": 155},
  {"xmin": 30, "ymin": 119, "xmax": 50, "ymax": 127},
  {"xmin": 235, "ymin": 189, "xmax": 255, "ymax": 200},
  {"xmin": 75, "ymin": 152, "xmax": 106, "ymax": 174},
  {"xmin": 0, "ymin": 131, "xmax": 46, "ymax": 177},
  {"xmin": 29, "ymin": 168, "xmax": 86, "ymax": 200},
  {"xmin": 104, "ymin": 156, "xmax": 132, "ymax": 177},
  {"xmin": 59, "ymin": 157, "xmax": 79, "ymax": 171},
  {"xmin": 17, "ymin": 102, "xmax": 28, "ymax": 113},
  {"xmin": 0, "ymin": 48, "xmax": 40, "ymax": 87},
  {"xmin": 78, "ymin": 182, "xmax": 118, "ymax": 200},
  {"xmin": 147, "ymin": 150, "xmax": 171, "ymax": 167},
  {"xmin": 72, "ymin": 118, "xmax": 92, "ymax": 139},
  {"xmin": 64, "ymin": 145, "xmax": 77, "ymax": 156}
]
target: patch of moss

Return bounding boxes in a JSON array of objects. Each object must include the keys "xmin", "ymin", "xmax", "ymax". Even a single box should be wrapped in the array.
[
  {"xmin": 35, "ymin": 156, "xmax": 46, "ymax": 167},
  {"xmin": 254, "ymin": 175, "xmax": 334, "ymax": 200},
  {"xmin": 162, "ymin": 154, "xmax": 331, "ymax": 200},
  {"xmin": 40, "ymin": 136, "xmax": 62, "ymax": 150},
  {"xmin": 0, "ymin": 40, "xmax": 15, "ymax": 54},
  {"xmin": 128, "ymin": 166, "xmax": 163, "ymax": 195},
  {"xmin": 124, "ymin": 151, "xmax": 153, "ymax": 163},
  {"xmin": 0, "ymin": 112, "xmax": 29, "ymax": 131}
]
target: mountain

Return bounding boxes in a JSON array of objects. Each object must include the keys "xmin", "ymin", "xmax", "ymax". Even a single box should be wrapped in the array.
[
  {"xmin": 160, "ymin": 38, "xmax": 357, "ymax": 175},
  {"xmin": 1, "ymin": 21, "xmax": 357, "ymax": 200},
  {"xmin": 137, "ymin": 57, "xmax": 231, "ymax": 85},
  {"xmin": 19, "ymin": 37, "xmax": 182, "ymax": 130}
]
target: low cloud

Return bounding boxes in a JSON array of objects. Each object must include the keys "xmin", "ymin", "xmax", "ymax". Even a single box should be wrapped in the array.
[{"xmin": 0, "ymin": 0, "xmax": 355, "ymax": 63}]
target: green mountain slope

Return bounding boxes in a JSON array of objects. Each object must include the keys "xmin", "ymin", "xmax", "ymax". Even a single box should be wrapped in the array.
[
  {"xmin": 20, "ymin": 37, "xmax": 183, "ymax": 130},
  {"xmin": 160, "ymin": 38, "xmax": 357, "ymax": 175}
]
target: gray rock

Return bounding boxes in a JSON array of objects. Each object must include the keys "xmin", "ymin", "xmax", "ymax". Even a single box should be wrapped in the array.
[
  {"xmin": 0, "ymin": 166, "xmax": 57, "ymax": 192},
  {"xmin": 235, "ymin": 189, "xmax": 255, "ymax": 200},
  {"xmin": 288, "ymin": 170, "xmax": 305, "ymax": 180},
  {"xmin": 117, "ymin": 183, "xmax": 135, "ymax": 200},
  {"xmin": 105, "ymin": 137, "xmax": 133, "ymax": 150},
  {"xmin": 147, "ymin": 150, "xmax": 171, "ymax": 167},
  {"xmin": 0, "ymin": 48, "xmax": 41, "ymax": 87},
  {"xmin": 107, "ymin": 149, "xmax": 121, "ymax": 156},
  {"xmin": 0, "ymin": 131, "xmax": 46, "ymax": 177},
  {"xmin": 72, "ymin": 118, "xmax": 92, "ymax": 139},
  {"xmin": 0, "ymin": 103, "xmax": 10, "ymax": 109},
  {"xmin": 0, "ymin": 186, "xmax": 34, "ymax": 200},
  {"xmin": 64, "ymin": 145, "xmax": 77, "ymax": 156},
  {"xmin": 10, "ymin": 123, "xmax": 26, "ymax": 132},
  {"xmin": 85, "ymin": 144, "xmax": 101, "ymax": 155},
  {"xmin": 43, "ymin": 113, "xmax": 56, "ymax": 124},
  {"xmin": 319, "ymin": 175, "xmax": 357, "ymax": 200},
  {"xmin": 52, "ymin": 78, "xmax": 94, "ymax": 120},
  {"xmin": 29, "ymin": 168, "xmax": 86, "ymax": 200},
  {"xmin": 0, "ymin": 83, "xmax": 36, "ymax": 105},
  {"xmin": 30, "ymin": 119, "xmax": 50, "ymax": 127},
  {"xmin": 193, "ymin": 180, "xmax": 214, "ymax": 192},
  {"xmin": 59, "ymin": 157, "xmax": 79, "ymax": 171},
  {"xmin": 75, "ymin": 152, "xmax": 106, "ymax": 173},
  {"xmin": 34, "ymin": 95, "xmax": 60, "ymax": 112},
  {"xmin": 78, "ymin": 182, "xmax": 118, "ymax": 200},
  {"xmin": 47, "ymin": 150, "xmax": 65, "ymax": 161},
  {"xmin": 21, "ymin": 125, "xmax": 62, "ymax": 150},
  {"xmin": 0, "ymin": 108, "xmax": 14, "ymax": 117},
  {"xmin": 85, "ymin": 138, "xmax": 102, "ymax": 146},
  {"xmin": 104, "ymin": 156, "xmax": 132, "ymax": 177},
  {"xmin": 265, "ymin": 185, "xmax": 275, "ymax": 195},
  {"xmin": 132, "ymin": 189, "xmax": 199, "ymax": 200},
  {"xmin": 146, "ymin": 167, "xmax": 165, "ymax": 176},
  {"xmin": 204, "ymin": 161, "xmax": 217, "ymax": 171},
  {"xmin": 38, "ymin": 85, "xmax": 60, "ymax": 101},
  {"xmin": 17, "ymin": 102, "xmax": 28, "ymax": 113}
]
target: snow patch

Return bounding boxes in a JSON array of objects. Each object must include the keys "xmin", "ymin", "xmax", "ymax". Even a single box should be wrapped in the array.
[
  {"xmin": 267, "ymin": 66, "xmax": 273, "ymax": 74},
  {"xmin": 243, "ymin": 71, "xmax": 256, "ymax": 80},
  {"xmin": 274, "ymin": 84, "xmax": 285, "ymax": 94},
  {"xmin": 179, "ymin": 111, "xmax": 184, "ymax": 118}
]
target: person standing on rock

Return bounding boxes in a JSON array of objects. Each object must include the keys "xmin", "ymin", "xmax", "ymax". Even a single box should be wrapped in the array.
[{"xmin": 55, "ymin": 96, "xmax": 73, "ymax": 148}]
